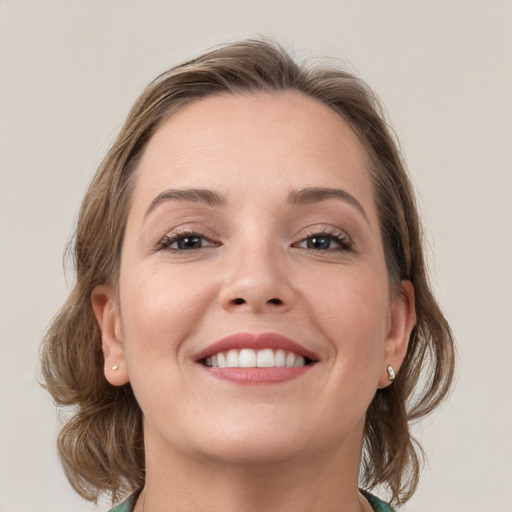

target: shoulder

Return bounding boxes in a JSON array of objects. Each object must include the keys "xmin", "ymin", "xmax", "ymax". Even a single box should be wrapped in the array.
[
  {"xmin": 106, "ymin": 493, "xmax": 137, "ymax": 512},
  {"xmin": 360, "ymin": 489, "xmax": 395, "ymax": 512}
]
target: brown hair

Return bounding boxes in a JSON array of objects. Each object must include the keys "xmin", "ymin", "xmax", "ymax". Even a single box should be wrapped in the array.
[{"xmin": 41, "ymin": 38, "xmax": 455, "ymax": 506}]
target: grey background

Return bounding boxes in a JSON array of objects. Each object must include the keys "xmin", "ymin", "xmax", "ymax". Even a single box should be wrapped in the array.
[{"xmin": 1, "ymin": 1, "xmax": 511, "ymax": 510}]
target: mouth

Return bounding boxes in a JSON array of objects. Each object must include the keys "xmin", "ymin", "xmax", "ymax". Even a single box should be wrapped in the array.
[{"xmin": 195, "ymin": 332, "xmax": 318, "ymax": 384}]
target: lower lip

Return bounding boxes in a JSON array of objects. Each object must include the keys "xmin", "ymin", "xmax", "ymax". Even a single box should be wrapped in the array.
[{"xmin": 201, "ymin": 365, "xmax": 314, "ymax": 385}]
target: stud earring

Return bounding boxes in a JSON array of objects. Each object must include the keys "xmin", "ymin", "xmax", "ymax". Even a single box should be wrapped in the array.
[
  {"xmin": 111, "ymin": 365, "xmax": 119, "ymax": 371},
  {"xmin": 387, "ymin": 365, "xmax": 396, "ymax": 381}
]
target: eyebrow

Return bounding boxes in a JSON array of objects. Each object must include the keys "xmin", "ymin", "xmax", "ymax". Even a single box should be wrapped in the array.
[
  {"xmin": 144, "ymin": 188, "xmax": 225, "ymax": 219},
  {"xmin": 144, "ymin": 186, "xmax": 369, "ymax": 224},
  {"xmin": 288, "ymin": 187, "xmax": 370, "ymax": 224}
]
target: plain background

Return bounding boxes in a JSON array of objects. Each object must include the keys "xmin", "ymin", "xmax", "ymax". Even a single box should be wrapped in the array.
[{"xmin": 1, "ymin": 1, "xmax": 511, "ymax": 511}]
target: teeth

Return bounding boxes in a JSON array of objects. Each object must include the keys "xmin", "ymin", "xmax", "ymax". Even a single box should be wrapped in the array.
[
  {"xmin": 293, "ymin": 355, "xmax": 305, "ymax": 367},
  {"xmin": 204, "ymin": 348, "xmax": 308, "ymax": 368},
  {"xmin": 239, "ymin": 348, "xmax": 256, "ymax": 367},
  {"xmin": 285, "ymin": 352, "xmax": 296, "ymax": 367},
  {"xmin": 217, "ymin": 352, "xmax": 226, "ymax": 367},
  {"xmin": 275, "ymin": 349, "xmax": 286, "ymax": 367},
  {"xmin": 256, "ymin": 348, "xmax": 274, "ymax": 367},
  {"xmin": 226, "ymin": 349, "xmax": 239, "ymax": 367}
]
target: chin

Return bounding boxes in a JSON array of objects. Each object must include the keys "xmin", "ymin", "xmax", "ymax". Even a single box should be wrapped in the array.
[
  {"xmin": 200, "ymin": 433, "xmax": 310, "ymax": 467},
  {"xmin": 202, "ymin": 415, "xmax": 335, "ymax": 467}
]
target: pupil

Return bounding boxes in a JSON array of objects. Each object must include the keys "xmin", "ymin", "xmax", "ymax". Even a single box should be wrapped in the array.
[
  {"xmin": 178, "ymin": 236, "xmax": 201, "ymax": 249},
  {"xmin": 308, "ymin": 236, "xmax": 330, "ymax": 250}
]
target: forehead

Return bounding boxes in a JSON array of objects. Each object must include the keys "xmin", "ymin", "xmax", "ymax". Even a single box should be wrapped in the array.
[{"xmin": 131, "ymin": 91, "xmax": 376, "ymax": 219}]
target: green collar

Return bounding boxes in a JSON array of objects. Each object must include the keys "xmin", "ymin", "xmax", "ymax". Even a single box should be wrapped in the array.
[{"xmin": 360, "ymin": 489, "xmax": 395, "ymax": 512}]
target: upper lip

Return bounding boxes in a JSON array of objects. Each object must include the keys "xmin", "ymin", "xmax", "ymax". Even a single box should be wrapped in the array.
[{"xmin": 194, "ymin": 332, "xmax": 319, "ymax": 363}]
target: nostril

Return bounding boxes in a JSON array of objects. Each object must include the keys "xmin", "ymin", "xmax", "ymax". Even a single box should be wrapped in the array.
[
  {"xmin": 267, "ymin": 298, "xmax": 283, "ymax": 305},
  {"xmin": 233, "ymin": 298, "xmax": 246, "ymax": 305}
]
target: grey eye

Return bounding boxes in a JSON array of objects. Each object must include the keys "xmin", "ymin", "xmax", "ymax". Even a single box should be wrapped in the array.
[
  {"xmin": 172, "ymin": 236, "xmax": 204, "ymax": 250},
  {"xmin": 305, "ymin": 236, "xmax": 334, "ymax": 250},
  {"xmin": 158, "ymin": 233, "xmax": 218, "ymax": 252},
  {"xmin": 295, "ymin": 231, "xmax": 352, "ymax": 252},
  {"xmin": 298, "ymin": 235, "xmax": 345, "ymax": 250}
]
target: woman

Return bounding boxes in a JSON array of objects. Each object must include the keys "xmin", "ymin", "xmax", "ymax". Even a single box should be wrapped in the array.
[{"xmin": 41, "ymin": 39, "xmax": 455, "ymax": 512}]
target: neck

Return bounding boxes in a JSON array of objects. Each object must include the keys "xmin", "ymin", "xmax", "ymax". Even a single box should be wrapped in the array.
[{"xmin": 137, "ymin": 424, "xmax": 369, "ymax": 512}]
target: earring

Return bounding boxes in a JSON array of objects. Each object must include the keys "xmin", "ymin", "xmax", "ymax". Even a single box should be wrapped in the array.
[
  {"xmin": 387, "ymin": 365, "xmax": 396, "ymax": 381},
  {"xmin": 111, "ymin": 365, "xmax": 119, "ymax": 371}
]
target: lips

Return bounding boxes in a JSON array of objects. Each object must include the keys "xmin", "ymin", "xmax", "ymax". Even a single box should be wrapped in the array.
[{"xmin": 195, "ymin": 332, "xmax": 318, "ymax": 384}]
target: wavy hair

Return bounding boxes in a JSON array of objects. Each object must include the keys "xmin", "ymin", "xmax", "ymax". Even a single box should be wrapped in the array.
[{"xmin": 41, "ymin": 38, "xmax": 455, "ymax": 506}]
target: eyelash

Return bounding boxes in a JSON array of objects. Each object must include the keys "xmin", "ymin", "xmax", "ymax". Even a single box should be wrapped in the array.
[
  {"xmin": 155, "ymin": 228, "xmax": 353, "ymax": 253},
  {"xmin": 294, "ymin": 228, "xmax": 353, "ymax": 252},
  {"xmin": 155, "ymin": 230, "xmax": 219, "ymax": 251}
]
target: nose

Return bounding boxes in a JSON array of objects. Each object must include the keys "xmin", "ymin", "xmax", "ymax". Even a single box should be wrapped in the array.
[{"xmin": 218, "ymin": 243, "xmax": 295, "ymax": 314}]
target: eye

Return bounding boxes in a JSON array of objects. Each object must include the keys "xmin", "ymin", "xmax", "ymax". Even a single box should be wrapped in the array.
[
  {"xmin": 156, "ymin": 232, "xmax": 218, "ymax": 251},
  {"xmin": 295, "ymin": 230, "xmax": 353, "ymax": 252}
]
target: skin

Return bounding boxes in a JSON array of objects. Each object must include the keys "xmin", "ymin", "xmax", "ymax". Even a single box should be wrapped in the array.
[{"xmin": 92, "ymin": 91, "xmax": 415, "ymax": 512}]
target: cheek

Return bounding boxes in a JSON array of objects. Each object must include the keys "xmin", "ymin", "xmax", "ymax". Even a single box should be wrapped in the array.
[
  {"xmin": 116, "ymin": 265, "xmax": 219, "ymax": 421},
  {"xmin": 302, "ymin": 266, "xmax": 390, "ymax": 360},
  {"xmin": 118, "ymin": 265, "xmax": 216, "ymax": 362}
]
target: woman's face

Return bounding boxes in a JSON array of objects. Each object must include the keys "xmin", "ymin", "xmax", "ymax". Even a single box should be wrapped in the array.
[{"xmin": 94, "ymin": 91, "xmax": 414, "ymax": 467}]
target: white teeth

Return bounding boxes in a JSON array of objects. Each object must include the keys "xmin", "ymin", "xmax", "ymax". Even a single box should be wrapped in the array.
[
  {"xmin": 293, "ymin": 355, "xmax": 305, "ymax": 367},
  {"xmin": 226, "ymin": 349, "xmax": 239, "ymax": 367},
  {"xmin": 239, "ymin": 348, "xmax": 256, "ymax": 367},
  {"xmin": 217, "ymin": 352, "xmax": 226, "ymax": 367},
  {"xmin": 275, "ymin": 349, "xmax": 286, "ymax": 367},
  {"xmin": 256, "ymin": 348, "xmax": 275, "ymax": 367},
  {"xmin": 205, "ymin": 349, "xmax": 308, "ymax": 368}
]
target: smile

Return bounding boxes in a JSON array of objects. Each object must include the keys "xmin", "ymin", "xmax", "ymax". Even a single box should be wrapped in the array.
[
  {"xmin": 195, "ymin": 332, "xmax": 318, "ymax": 384},
  {"xmin": 204, "ymin": 348, "xmax": 310, "ymax": 368}
]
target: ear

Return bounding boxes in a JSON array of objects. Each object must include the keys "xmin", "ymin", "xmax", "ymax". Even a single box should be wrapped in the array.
[
  {"xmin": 91, "ymin": 285, "xmax": 130, "ymax": 386},
  {"xmin": 378, "ymin": 280, "xmax": 416, "ymax": 388}
]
